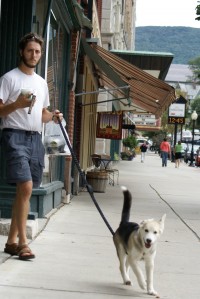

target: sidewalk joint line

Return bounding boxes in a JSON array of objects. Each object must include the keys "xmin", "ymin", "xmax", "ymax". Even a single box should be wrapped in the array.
[{"xmin": 149, "ymin": 184, "xmax": 200, "ymax": 242}]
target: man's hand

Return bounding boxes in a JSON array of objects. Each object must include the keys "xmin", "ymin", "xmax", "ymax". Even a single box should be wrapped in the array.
[
  {"xmin": 15, "ymin": 93, "xmax": 35, "ymax": 109},
  {"xmin": 52, "ymin": 109, "xmax": 63, "ymax": 123}
]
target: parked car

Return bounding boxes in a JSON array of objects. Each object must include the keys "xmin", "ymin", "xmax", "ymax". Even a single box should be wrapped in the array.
[
  {"xmin": 181, "ymin": 143, "xmax": 187, "ymax": 158},
  {"xmin": 150, "ymin": 143, "xmax": 160, "ymax": 152},
  {"xmin": 195, "ymin": 149, "xmax": 200, "ymax": 167},
  {"xmin": 184, "ymin": 144, "xmax": 200, "ymax": 163}
]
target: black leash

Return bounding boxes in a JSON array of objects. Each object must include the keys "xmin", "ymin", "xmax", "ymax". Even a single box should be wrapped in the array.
[{"xmin": 57, "ymin": 118, "xmax": 115, "ymax": 236}]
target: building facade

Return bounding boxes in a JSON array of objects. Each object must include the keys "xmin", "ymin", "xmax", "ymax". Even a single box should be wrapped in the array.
[
  {"xmin": 101, "ymin": 0, "xmax": 136, "ymax": 50},
  {"xmin": 94, "ymin": 0, "xmax": 136, "ymax": 156}
]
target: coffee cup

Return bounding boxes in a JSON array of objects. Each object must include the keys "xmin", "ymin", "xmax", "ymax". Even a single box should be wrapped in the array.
[{"xmin": 21, "ymin": 88, "xmax": 33, "ymax": 99}]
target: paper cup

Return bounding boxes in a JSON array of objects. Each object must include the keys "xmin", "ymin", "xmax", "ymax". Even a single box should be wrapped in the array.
[{"xmin": 21, "ymin": 88, "xmax": 33, "ymax": 99}]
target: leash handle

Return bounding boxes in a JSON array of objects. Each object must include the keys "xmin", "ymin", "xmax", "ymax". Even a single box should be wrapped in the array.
[{"xmin": 57, "ymin": 117, "xmax": 114, "ymax": 236}]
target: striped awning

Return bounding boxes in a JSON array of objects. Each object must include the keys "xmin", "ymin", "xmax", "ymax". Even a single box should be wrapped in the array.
[{"xmin": 82, "ymin": 40, "xmax": 176, "ymax": 117}]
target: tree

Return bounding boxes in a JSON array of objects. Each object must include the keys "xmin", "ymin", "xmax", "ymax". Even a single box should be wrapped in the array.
[
  {"xmin": 188, "ymin": 57, "xmax": 200, "ymax": 83},
  {"xmin": 195, "ymin": 1, "xmax": 200, "ymax": 21},
  {"xmin": 190, "ymin": 98, "xmax": 200, "ymax": 128},
  {"xmin": 188, "ymin": 2, "xmax": 200, "ymax": 80}
]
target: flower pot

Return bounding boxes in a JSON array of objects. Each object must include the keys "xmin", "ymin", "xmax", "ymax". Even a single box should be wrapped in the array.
[{"xmin": 86, "ymin": 171, "xmax": 108, "ymax": 192}]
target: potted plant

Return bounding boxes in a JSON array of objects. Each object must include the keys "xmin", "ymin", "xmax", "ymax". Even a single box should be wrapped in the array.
[
  {"xmin": 120, "ymin": 150, "xmax": 136, "ymax": 160},
  {"xmin": 122, "ymin": 135, "xmax": 138, "ymax": 149},
  {"xmin": 121, "ymin": 135, "xmax": 138, "ymax": 160}
]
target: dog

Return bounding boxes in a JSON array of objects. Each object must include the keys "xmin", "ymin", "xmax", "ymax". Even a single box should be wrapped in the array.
[{"xmin": 113, "ymin": 186, "xmax": 166, "ymax": 296}]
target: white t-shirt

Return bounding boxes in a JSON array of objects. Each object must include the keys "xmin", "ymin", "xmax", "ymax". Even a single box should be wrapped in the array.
[{"xmin": 0, "ymin": 67, "xmax": 49, "ymax": 132}]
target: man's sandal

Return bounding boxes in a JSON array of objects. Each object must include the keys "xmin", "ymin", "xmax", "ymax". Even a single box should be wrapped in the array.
[
  {"xmin": 17, "ymin": 244, "xmax": 35, "ymax": 260},
  {"xmin": 4, "ymin": 243, "xmax": 19, "ymax": 256}
]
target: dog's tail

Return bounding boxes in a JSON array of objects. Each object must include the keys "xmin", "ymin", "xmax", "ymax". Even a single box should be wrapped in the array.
[{"xmin": 120, "ymin": 186, "xmax": 132, "ymax": 224}]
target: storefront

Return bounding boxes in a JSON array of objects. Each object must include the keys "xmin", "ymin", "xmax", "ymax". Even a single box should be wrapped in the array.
[{"xmin": 0, "ymin": 0, "xmax": 80, "ymax": 217}]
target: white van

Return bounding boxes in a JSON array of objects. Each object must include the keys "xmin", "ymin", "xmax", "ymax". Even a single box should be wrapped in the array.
[
  {"xmin": 135, "ymin": 137, "xmax": 149, "ymax": 153},
  {"xmin": 136, "ymin": 137, "xmax": 148, "ymax": 147}
]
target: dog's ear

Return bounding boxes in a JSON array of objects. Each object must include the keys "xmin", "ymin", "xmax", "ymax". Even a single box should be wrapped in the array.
[
  {"xmin": 159, "ymin": 214, "xmax": 166, "ymax": 234},
  {"xmin": 140, "ymin": 220, "xmax": 146, "ymax": 227},
  {"xmin": 140, "ymin": 218, "xmax": 154, "ymax": 227}
]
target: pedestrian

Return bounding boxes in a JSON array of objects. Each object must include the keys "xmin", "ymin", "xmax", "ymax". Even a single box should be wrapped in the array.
[
  {"xmin": 0, "ymin": 32, "xmax": 63, "ymax": 260},
  {"xmin": 160, "ymin": 138, "xmax": 171, "ymax": 167},
  {"xmin": 140, "ymin": 141, "xmax": 148, "ymax": 163},
  {"xmin": 174, "ymin": 141, "xmax": 183, "ymax": 168}
]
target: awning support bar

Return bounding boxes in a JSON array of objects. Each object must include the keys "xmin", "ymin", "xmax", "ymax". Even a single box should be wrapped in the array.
[
  {"xmin": 81, "ymin": 97, "xmax": 127, "ymax": 106},
  {"xmin": 75, "ymin": 85, "xmax": 130, "ymax": 97}
]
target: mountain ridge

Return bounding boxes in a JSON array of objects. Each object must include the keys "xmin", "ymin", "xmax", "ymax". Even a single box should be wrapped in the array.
[{"xmin": 135, "ymin": 26, "xmax": 200, "ymax": 64}]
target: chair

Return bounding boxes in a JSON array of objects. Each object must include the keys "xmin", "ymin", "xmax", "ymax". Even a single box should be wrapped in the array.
[
  {"xmin": 102, "ymin": 155, "xmax": 119, "ymax": 186},
  {"xmin": 91, "ymin": 154, "xmax": 102, "ymax": 169}
]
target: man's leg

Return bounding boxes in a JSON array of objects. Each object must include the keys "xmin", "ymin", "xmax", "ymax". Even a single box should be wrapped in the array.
[
  {"xmin": 165, "ymin": 152, "xmax": 168, "ymax": 166},
  {"xmin": 7, "ymin": 181, "xmax": 32, "ymax": 247},
  {"xmin": 162, "ymin": 152, "xmax": 167, "ymax": 166},
  {"xmin": 161, "ymin": 152, "xmax": 165, "ymax": 166}
]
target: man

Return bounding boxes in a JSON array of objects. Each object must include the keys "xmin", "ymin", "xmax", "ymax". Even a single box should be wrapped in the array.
[
  {"xmin": 0, "ymin": 32, "xmax": 63, "ymax": 260},
  {"xmin": 140, "ymin": 141, "xmax": 148, "ymax": 163},
  {"xmin": 160, "ymin": 138, "xmax": 171, "ymax": 167}
]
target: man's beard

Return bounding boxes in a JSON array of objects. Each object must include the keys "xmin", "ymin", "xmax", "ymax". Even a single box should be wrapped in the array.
[{"xmin": 21, "ymin": 55, "xmax": 40, "ymax": 68}]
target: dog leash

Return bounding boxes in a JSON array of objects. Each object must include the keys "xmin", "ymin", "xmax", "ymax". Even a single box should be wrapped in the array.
[{"xmin": 57, "ymin": 118, "xmax": 115, "ymax": 236}]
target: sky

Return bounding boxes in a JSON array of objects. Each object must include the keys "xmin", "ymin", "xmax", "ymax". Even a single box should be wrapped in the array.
[{"xmin": 136, "ymin": 0, "xmax": 200, "ymax": 28}]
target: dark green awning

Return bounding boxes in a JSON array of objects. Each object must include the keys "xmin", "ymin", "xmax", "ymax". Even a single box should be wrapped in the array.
[
  {"xmin": 111, "ymin": 50, "xmax": 174, "ymax": 80},
  {"xmin": 71, "ymin": 0, "xmax": 93, "ymax": 30}
]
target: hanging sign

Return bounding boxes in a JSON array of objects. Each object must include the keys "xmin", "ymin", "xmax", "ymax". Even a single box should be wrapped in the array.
[{"xmin": 96, "ymin": 111, "xmax": 123, "ymax": 139}]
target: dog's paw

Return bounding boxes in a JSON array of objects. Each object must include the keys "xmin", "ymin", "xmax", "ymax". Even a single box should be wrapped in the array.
[
  {"xmin": 147, "ymin": 289, "xmax": 159, "ymax": 297},
  {"xmin": 125, "ymin": 280, "xmax": 132, "ymax": 286},
  {"xmin": 138, "ymin": 280, "xmax": 147, "ymax": 290}
]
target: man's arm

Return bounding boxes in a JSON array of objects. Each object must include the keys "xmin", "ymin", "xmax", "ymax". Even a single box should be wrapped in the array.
[
  {"xmin": 0, "ymin": 95, "xmax": 33, "ymax": 117},
  {"xmin": 0, "ymin": 99, "xmax": 18, "ymax": 117},
  {"xmin": 42, "ymin": 108, "xmax": 53, "ymax": 123},
  {"xmin": 42, "ymin": 108, "xmax": 63, "ymax": 123}
]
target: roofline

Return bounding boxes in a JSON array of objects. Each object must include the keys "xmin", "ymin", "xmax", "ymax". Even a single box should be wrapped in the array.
[{"xmin": 111, "ymin": 50, "xmax": 174, "ymax": 58}]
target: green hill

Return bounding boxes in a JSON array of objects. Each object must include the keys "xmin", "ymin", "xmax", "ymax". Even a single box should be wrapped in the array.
[{"xmin": 135, "ymin": 26, "xmax": 200, "ymax": 64}]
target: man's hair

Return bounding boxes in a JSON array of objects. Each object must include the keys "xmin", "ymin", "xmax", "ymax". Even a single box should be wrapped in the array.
[
  {"xmin": 163, "ymin": 138, "xmax": 167, "ymax": 141},
  {"xmin": 19, "ymin": 32, "xmax": 44, "ymax": 51}
]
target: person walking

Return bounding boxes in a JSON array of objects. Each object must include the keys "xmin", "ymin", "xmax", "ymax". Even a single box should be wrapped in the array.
[
  {"xmin": 160, "ymin": 138, "xmax": 171, "ymax": 167},
  {"xmin": 174, "ymin": 141, "xmax": 183, "ymax": 168},
  {"xmin": 0, "ymin": 32, "xmax": 63, "ymax": 260},
  {"xmin": 140, "ymin": 141, "xmax": 148, "ymax": 163}
]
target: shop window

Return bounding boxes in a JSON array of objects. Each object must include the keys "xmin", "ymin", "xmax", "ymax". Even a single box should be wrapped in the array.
[
  {"xmin": 43, "ymin": 11, "xmax": 67, "ymax": 184},
  {"xmin": 34, "ymin": 0, "xmax": 70, "ymax": 184}
]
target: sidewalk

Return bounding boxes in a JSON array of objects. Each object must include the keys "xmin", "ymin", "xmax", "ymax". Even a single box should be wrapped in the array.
[{"xmin": 0, "ymin": 152, "xmax": 200, "ymax": 299}]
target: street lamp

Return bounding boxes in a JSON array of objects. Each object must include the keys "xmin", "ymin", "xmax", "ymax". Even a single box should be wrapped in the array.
[{"xmin": 189, "ymin": 110, "xmax": 198, "ymax": 167}]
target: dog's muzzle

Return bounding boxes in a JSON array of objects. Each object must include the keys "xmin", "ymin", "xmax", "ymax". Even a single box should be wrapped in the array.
[{"xmin": 144, "ymin": 239, "xmax": 152, "ymax": 248}]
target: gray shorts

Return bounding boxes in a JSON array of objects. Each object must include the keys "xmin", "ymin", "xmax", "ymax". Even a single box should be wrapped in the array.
[{"xmin": 2, "ymin": 129, "xmax": 45, "ymax": 188}]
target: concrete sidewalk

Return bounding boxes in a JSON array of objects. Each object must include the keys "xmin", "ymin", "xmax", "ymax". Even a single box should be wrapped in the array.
[{"xmin": 0, "ymin": 152, "xmax": 200, "ymax": 298}]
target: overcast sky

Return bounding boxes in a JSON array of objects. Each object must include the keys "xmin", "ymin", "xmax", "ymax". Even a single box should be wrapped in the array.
[{"xmin": 136, "ymin": 0, "xmax": 200, "ymax": 28}]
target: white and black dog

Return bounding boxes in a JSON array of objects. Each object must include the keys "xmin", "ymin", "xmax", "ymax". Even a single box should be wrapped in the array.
[{"xmin": 113, "ymin": 186, "xmax": 166, "ymax": 296}]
